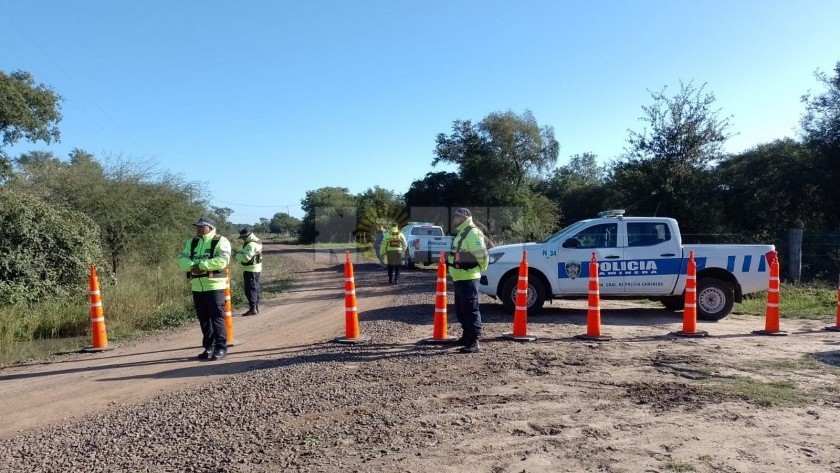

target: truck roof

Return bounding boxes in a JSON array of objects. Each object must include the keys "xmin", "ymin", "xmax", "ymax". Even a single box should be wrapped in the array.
[{"xmin": 404, "ymin": 222, "xmax": 440, "ymax": 227}]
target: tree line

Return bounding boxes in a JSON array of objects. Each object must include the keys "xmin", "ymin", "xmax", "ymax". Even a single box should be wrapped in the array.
[{"xmin": 298, "ymin": 62, "xmax": 840, "ymax": 281}]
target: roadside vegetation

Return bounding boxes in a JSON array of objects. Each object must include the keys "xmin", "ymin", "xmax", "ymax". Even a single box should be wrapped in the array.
[
  {"xmin": 0, "ymin": 250, "xmax": 291, "ymax": 365},
  {"xmin": 733, "ymin": 282, "xmax": 837, "ymax": 319}
]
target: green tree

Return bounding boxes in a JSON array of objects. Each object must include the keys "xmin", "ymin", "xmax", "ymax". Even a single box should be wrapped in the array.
[
  {"xmin": 537, "ymin": 152, "xmax": 608, "ymax": 225},
  {"xmin": 715, "ymin": 139, "xmax": 819, "ymax": 238},
  {"xmin": 433, "ymin": 110, "xmax": 559, "ymax": 205},
  {"xmin": 404, "ymin": 171, "xmax": 462, "ymax": 208},
  {"xmin": 611, "ymin": 81, "xmax": 732, "ymax": 233},
  {"xmin": 0, "ymin": 189, "xmax": 101, "ymax": 305},
  {"xmin": 210, "ymin": 206, "xmax": 233, "ymax": 225},
  {"xmin": 253, "ymin": 217, "xmax": 270, "ymax": 234},
  {"xmin": 298, "ymin": 187, "xmax": 355, "ymax": 243},
  {"xmin": 356, "ymin": 186, "xmax": 406, "ymax": 237},
  {"xmin": 207, "ymin": 206, "xmax": 236, "ymax": 236},
  {"xmin": 0, "ymin": 70, "xmax": 63, "ymax": 182},
  {"xmin": 6, "ymin": 150, "xmax": 204, "ymax": 273},
  {"xmin": 508, "ymin": 189, "xmax": 560, "ymax": 242},
  {"xmin": 269, "ymin": 212, "xmax": 301, "ymax": 235},
  {"xmin": 801, "ymin": 61, "xmax": 840, "ymax": 226}
]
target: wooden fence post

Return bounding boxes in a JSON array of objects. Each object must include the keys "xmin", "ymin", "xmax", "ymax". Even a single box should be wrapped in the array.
[{"xmin": 788, "ymin": 228, "xmax": 803, "ymax": 282}]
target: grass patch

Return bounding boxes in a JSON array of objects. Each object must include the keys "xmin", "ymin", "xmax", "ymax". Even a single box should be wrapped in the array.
[
  {"xmin": 732, "ymin": 282, "xmax": 836, "ymax": 319},
  {"xmin": 664, "ymin": 460, "xmax": 696, "ymax": 472},
  {"xmin": 742, "ymin": 354, "xmax": 840, "ymax": 374},
  {"xmin": 303, "ymin": 434, "xmax": 321, "ymax": 447},
  {"xmin": 709, "ymin": 355, "xmax": 840, "ymax": 406},
  {"xmin": 700, "ymin": 376, "xmax": 806, "ymax": 407}
]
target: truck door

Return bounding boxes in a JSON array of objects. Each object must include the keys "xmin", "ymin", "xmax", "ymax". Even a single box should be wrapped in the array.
[
  {"xmin": 622, "ymin": 221, "xmax": 681, "ymax": 294},
  {"xmin": 557, "ymin": 222, "xmax": 623, "ymax": 296}
]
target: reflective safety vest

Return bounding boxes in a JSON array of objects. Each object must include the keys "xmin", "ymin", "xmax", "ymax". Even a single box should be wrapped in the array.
[
  {"xmin": 380, "ymin": 227, "xmax": 407, "ymax": 255},
  {"xmin": 236, "ymin": 234, "xmax": 263, "ymax": 272},
  {"xmin": 177, "ymin": 230, "xmax": 232, "ymax": 292},
  {"xmin": 447, "ymin": 217, "xmax": 489, "ymax": 281}
]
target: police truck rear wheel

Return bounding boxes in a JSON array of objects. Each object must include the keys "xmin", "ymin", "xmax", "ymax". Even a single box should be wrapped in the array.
[
  {"xmin": 696, "ymin": 277, "xmax": 734, "ymax": 321},
  {"xmin": 500, "ymin": 274, "xmax": 546, "ymax": 313}
]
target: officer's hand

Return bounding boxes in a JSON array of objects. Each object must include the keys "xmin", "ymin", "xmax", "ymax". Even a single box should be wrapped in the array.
[{"xmin": 190, "ymin": 265, "xmax": 203, "ymax": 275}]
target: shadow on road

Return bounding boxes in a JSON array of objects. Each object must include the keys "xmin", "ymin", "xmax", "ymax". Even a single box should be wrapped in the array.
[
  {"xmin": 0, "ymin": 343, "xmax": 318, "ymax": 382},
  {"xmin": 97, "ymin": 341, "xmax": 452, "ymax": 381},
  {"xmin": 813, "ymin": 349, "xmax": 840, "ymax": 367}
]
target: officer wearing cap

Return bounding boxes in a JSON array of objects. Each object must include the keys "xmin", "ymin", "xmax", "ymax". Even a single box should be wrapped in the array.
[
  {"xmin": 234, "ymin": 226, "xmax": 262, "ymax": 316},
  {"xmin": 177, "ymin": 216, "xmax": 232, "ymax": 361},
  {"xmin": 447, "ymin": 208, "xmax": 489, "ymax": 353}
]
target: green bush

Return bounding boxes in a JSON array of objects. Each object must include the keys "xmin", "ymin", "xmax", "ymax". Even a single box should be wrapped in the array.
[{"xmin": 0, "ymin": 189, "xmax": 102, "ymax": 305}]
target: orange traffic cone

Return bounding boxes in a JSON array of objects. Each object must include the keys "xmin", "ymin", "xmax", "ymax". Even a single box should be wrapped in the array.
[
  {"xmin": 671, "ymin": 251, "xmax": 708, "ymax": 337},
  {"xmin": 824, "ymin": 276, "xmax": 840, "ymax": 332},
  {"xmin": 224, "ymin": 268, "xmax": 241, "ymax": 346},
  {"xmin": 504, "ymin": 250, "xmax": 536, "ymax": 341},
  {"xmin": 576, "ymin": 252, "xmax": 612, "ymax": 341},
  {"xmin": 82, "ymin": 264, "xmax": 113, "ymax": 352},
  {"xmin": 423, "ymin": 252, "xmax": 457, "ymax": 344},
  {"xmin": 753, "ymin": 251, "xmax": 788, "ymax": 336},
  {"xmin": 335, "ymin": 251, "xmax": 369, "ymax": 344}
]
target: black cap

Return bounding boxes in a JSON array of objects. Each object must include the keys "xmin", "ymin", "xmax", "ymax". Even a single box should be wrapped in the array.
[
  {"xmin": 454, "ymin": 208, "xmax": 471, "ymax": 218},
  {"xmin": 239, "ymin": 226, "xmax": 252, "ymax": 238},
  {"xmin": 193, "ymin": 216, "xmax": 215, "ymax": 228}
]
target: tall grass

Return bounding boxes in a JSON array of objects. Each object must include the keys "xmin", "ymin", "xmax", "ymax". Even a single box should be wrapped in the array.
[
  {"xmin": 0, "ymin": 262, "xmax": 193, "ymax": 364},
  {"xmin": 0, "ymin": 252, "xmax": 293, "ymax": 365},
  {"xmin": 733, "ymin": 281, "xmax": 837, "ymax": 319}
]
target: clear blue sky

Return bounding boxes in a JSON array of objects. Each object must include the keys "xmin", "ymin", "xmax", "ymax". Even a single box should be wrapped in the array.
[{"xmin": 3, "ymin": 1, "xmax": 838, "ymax": 222}]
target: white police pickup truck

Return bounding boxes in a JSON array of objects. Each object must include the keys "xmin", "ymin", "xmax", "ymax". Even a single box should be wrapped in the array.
[
  {"xmin": 479, "ymin": 210, "xmax": 775, "ymax": 320},
  {"xmin": 400, "ymin": 222, "xmax": 454, "ymax": 267}
]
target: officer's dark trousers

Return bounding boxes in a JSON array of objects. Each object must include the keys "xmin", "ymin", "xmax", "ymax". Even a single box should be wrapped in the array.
[
  {"xmin": 386, "ymin": 251, "xmax": 402, "ymax": 283},
  {"xmin": 453, "ymin": 278, "xmax": 482, "ymax": 341},
  {"xmin": 192, "ymin": 290, "xmax": 227, "ymax": 350},
  {"xmin": 243, "ymin": 271, "xmax": 261, "ymax": 304}
]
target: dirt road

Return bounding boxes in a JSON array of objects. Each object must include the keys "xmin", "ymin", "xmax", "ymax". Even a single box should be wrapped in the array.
[{"xmin": 1, "ymin": 245, "xmax": 840, "ymax": 472}]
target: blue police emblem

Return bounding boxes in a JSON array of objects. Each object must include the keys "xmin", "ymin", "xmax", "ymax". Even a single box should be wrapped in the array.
[{"xmin": 565, "ymin": 260, "xmax": 582, "ymax": 280}]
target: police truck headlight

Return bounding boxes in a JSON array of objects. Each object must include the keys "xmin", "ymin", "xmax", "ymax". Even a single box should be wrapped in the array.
[{"xmin": 488, "ymin": 252, "xmax": 505, "ymax": 264}]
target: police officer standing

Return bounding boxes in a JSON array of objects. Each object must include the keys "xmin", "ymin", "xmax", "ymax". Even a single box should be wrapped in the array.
[
  {"xmin": 178, "ymin": 217, "xmax": 232, "ymax": 361},
  {"xmin": 379, "ymin": 224, "xmax": 407, "ymax": 284},
  {"xmin": 447, "ymin": 208, "xmax": 489, "ymax": 353},
  {"xmin": 235, "ymin": 226, "xmax": 263, "ymax": 316}
]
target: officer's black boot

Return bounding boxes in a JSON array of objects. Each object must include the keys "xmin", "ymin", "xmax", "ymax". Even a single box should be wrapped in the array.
[
  {"xmin": 242, "ymin": 304, "xmax": 257, "ymax": 316},
  {"xmin": 458, "ymin": 338, "xmax": 480, "ymax": 353},
  {"xmin": 255, "ymin": 302, "xmax": 260, "ymax": 314}
]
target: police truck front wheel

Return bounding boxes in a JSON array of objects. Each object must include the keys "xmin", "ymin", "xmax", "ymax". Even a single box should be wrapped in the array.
[
  {"xmin": 696, "ymin": 277, "xmax": 734, "ymax": 321},
  {"xmin": 500, "ymin": 274, "xmax": 546, "ymax": 313}
]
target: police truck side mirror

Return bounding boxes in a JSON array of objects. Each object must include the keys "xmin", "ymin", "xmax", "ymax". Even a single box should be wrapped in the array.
[{"xmin": 562, "ymin": 238, "xmax": 581, "ymax": 249}]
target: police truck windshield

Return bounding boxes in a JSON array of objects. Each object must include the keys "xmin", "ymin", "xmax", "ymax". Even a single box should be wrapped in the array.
[{"xmin": 538, "ymin": 220, "xmax": 589, "ymax": 244}]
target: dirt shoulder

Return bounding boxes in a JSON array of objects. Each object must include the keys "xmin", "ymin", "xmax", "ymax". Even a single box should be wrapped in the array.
[{"xmin": 1, "ymin": 246, "xmax": 839, "ymax": 472}]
